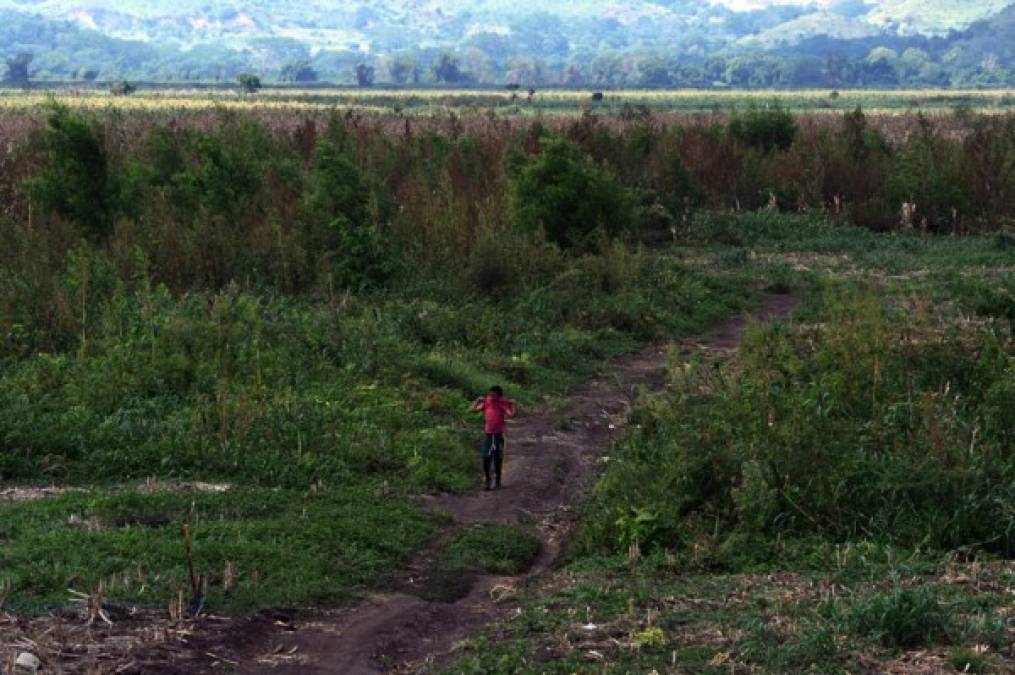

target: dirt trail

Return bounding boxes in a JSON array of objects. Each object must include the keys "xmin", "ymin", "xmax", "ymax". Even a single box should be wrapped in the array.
[{"xmin": 235, "ymin": 294, "xmax": 799, "ymax": 675}]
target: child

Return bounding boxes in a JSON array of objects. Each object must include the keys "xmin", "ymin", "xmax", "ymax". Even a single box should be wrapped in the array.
[{"xmin": 470, "ymin": 385, "xmax": 516, "ymax": 490}]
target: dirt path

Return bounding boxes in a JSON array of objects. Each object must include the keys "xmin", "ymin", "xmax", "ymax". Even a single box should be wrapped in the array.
[{"xmin": 233, "ymin": 294, "xmax": 799, "ymax": 675}]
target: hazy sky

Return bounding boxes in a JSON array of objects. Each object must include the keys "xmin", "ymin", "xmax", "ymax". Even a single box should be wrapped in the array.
[{"xmin": 710, "ymin": 0, "xmax": 836, "ymax": 9}]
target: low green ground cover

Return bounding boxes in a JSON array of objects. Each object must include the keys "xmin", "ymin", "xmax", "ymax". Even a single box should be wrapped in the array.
[
  {"xmin": 0, "ymin": 484, "xmax": 435, "ymax": 612},
  {"xmin": 447, "ymin": 213, "xmax": 1015, "ymax": 673},
  {"xmin": 0, "ymin": 247, "xmax": 749, "ymax": 612}
]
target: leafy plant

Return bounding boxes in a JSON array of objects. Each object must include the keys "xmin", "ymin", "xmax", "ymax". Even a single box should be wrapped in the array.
[
  {"xmin": 23, "ymin": 104, "xmax": 111, "ymax": 240},
  {"xmin": 237, "ymin": 73, "xmax": 261, "ymax": 93},
  {"xmin": 511, "ymin": 136, "xmax": 636, "ymax": 250},
  {"xmin": 729, "ymin": 104, "xmax": 798, "ymax": 154}
]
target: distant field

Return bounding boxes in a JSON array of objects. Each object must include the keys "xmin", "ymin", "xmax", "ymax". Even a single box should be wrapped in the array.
[{"xmin": 2, "ymin": 86, "xmax": 1015, "ymax": 114}]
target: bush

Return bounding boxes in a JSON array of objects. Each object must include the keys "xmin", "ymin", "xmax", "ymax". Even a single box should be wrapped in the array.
[
  {"xmin": 23, "ymin": 105, "xmax": 112, "ymax": 240},
  {"xmin": 888, "ymin": 115, "xmax": 972, "ymax": 233},
  {"xmin": 511, "ymin": 136, "xmax": 637, "ymax": 250},
  {"xmin": 304, "ymin": 122, "xmax": 391, "ymax": 289},
  {"xmin": 577, "ymin": 284, "xmax": 1015, "ymax": 563},
  {"xmin": 237, "ymin": 73, "xmax": 261, "ymax": 93},
  {"xmin": 110, "ymin": 80, "xmax": 136, "ymax": 96},
  {"xmin": 729, "ymin": 104, "xmax": 798, "ymax": 154}
]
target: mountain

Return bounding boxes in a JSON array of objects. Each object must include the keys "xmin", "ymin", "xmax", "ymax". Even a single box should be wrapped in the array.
[
  {"xmin": 2, "ymin": 1, "xmax": 1015, "ymax": 86},
  {"xmin": 862, "ymin": 0, "xmax": 1013, "ymax": 36}
]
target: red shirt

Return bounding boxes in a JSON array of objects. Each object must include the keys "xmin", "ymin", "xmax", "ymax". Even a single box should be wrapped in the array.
[{"xmin": 481, "ymin": 396, "xmax": 514, "ymax": 434}]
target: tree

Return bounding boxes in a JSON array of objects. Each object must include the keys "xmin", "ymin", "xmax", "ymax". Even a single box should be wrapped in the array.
[
  {"xmin": 24, "ymin": 105, "xmax": 111, "ymax": 240},
  {"xmin": 862, "ymin": 47, "xmax": 899, "ymax": 85},
  {"xmin": 505, "ymin": 57, "xmax": 545, "ymax": 88},
  {"xmin": 280, "ymin": 61, "xmax": 318, "ymax": 83},
  {"xmin": 5, "ymin": 52, "xmax": 33, "ymax": 88},
  {"xmin": 432, "ymin": 53, "xmax": 467, "ymax": 84},
  {"xmin": 729, "ymin": 104, "xmax": 798, "ymax": 154},
  {"xmin": 303, "ymin": 122, "xmax": 390, "ymax": 288},
  {"xmin": 388, "ymin": 55, "xmax": 419, "ymax": 85},
  {"xmin": 783, "ymin": 57, "xmax": 827, "ymax": 87},
  {"xmin": 354, "ymin": 63, "xmax": 375, "ymax": 87},
  {"xmin": 237, "ymin": 73, "xmax": 262, "ymax": 94},
  {"xmin": 511, "ymin": 136, "xmax": 636, "ymax": 250},
  {"xmin": 110, "ymin": 80, "xmax": 136, "ymax": 96},
  {"xmin": 561, "ymin": 64, "xmax": 586, "ymax": 87},
  {"xmin": 638, "ymin": 58, "xmax": 673, "ymax": 88}
]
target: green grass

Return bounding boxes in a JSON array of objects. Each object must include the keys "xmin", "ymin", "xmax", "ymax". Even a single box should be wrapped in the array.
[
  {"xmin": 846, "ymin": 586, "xmax": 952, "ymax": 649},
  {"xmin": 0, "ymin": 485, "xmax": 437, "ymax": 612},
  {"xmin": 442, "ymin": 524, "xmax": 542, "ymax": 576},
  {"xmin": 948, "ymin": 647, "xmax": 992, "ymax": 673},
  {"xmin": 446, "ymin": 212, "xmax": 1014, "ymax": 673},
  {"xmin": 0, "ymin": 248, "xmax": 751, "ymax": 613},
  {"xmin": 446, "ymin": 555, "xmax": 1011, "ymax": 674}
]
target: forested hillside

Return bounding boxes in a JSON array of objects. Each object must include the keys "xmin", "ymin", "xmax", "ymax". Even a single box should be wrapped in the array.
[{"xmin": 3, "ymin": 0, "xmax": 1015, "ymax": 86}]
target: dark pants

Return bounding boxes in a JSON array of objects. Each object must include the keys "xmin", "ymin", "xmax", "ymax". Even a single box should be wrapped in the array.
[{"xmin": 482, "ymin": 433, "xmax": 504, "ymax": 487}]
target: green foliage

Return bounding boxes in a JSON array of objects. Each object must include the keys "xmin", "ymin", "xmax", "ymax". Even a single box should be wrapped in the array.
[
  {"xmin": 4, "ymin": 103, "xmax": 1013, "ymax": 639},
  {"xmin": 0, "ymin": 486, "xmax": 436, "ymax": 612},
  {"xmin": 237, "ymin": 72, "xmax": 261, "ymax": 93},
  {"xmin": 303, "ymin": 120, "xmax": 391, "ymax": 289},
  {"xmin": 110, "ymin": 80, "xmax": 136, "ymax": 96},
  {"xmin": 888, "ymin": 114, "xmax": 971, "ymax": 232},
  {"xmin": 737, "ymin": 619, "xmax": 838, "ymax": 669},
  {"xmin": 442, "ymin": 524, "xmax": 542, "ymax": 575},
  {"xmin": 729, "ymin": 104, "xmax": 798, "ymax": 154},
  {"xmin": 948, "ymin": 647, "xmax": 991, "ymax": 673},
  {"xmin": 23, "ymin": 104, "xmax": 112, "ymax": 240},
  {"xmin": 579, "ymin": 279, "xmax": 1015, "ymax": 564},
  {"xmin": 8, "ymin": 2, "xmax": 1015, "ymax": 87},
  {"xmin": 847, "ymin": 586, "xmax": 951, "ymax": 648},
  {"xmin": 630, "ymin": 626, "xmax": 666, "ymax": 650},
  {"xmin": 511, "ymin": 136, "xmax": 636, "ymax": 250}
]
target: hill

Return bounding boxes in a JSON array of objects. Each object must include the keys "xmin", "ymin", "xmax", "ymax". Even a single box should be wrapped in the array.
[{"xmin": 2, "ymin": 0, "xmax": 1015, "ymax": 86}]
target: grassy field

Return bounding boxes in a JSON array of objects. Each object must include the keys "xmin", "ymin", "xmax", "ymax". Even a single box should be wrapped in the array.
[
  {"xmin": 448, "ymin": 213, "xmax": 1015, "ymax": 674},
  {"xmin": 2, "ymin": 86, "xmax": 1015, "ymax": 115},
  {"xmin": 0, "ymin": 252, "xmax": 751, "ymax": 611},
  {"xmin": 0, "ymin": 96, "xmax": 1012, "ymax": 671}
]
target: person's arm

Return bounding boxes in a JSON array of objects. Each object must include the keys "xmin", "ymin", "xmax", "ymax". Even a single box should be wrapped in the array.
[
  {"xmin": 470, "ymin": 397, "xmax": 485, "ymax": 412},
  {"xmin": 504, "ymin": 399, "xmax": 517, "ymax": 418}
]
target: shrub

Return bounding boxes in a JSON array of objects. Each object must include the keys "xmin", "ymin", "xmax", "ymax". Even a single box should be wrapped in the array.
[
  {"xmin": 888, "ymin": 115, "xmax": 971, "ymax": 233},
  {"xmin": 466, "ymin": 225, "xmax": 515, "ymax": 294},
  {"xmin": 511, "ymin": 136, "xmax": 636, "ymax": 250},
  {"xmin": 577, "ymin": 284, "xmax": 1015, "ymax": 562},
  {"xmin": 237, "ymin": 73, "xmax": 261, "ymax": 93},
  {"xmin": 304, "ymin": 123, "xmax": 391, "ymax": 289},
  {"xmin": 729, "ymin": 104, "xmax": 798, "ymax": 154},
  {"xmin": 818, "ymin": 108, "xmax": 896, "ymax": 229},
  {"xmin": 110, "ymin": 81, "xmax": 136, "ymax": 96},
  {"xmin": 23, "ymin": 105, "xmax": 111, "ymax": 240},
  {"xmin": 962, "ymin": 116, "xmax": 1015, "ymax": 229}
]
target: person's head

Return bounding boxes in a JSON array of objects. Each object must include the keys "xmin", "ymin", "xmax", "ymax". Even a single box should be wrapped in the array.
[{"xmin": 488, "ymin": 385, "xmax": 503, "ymax": 398}]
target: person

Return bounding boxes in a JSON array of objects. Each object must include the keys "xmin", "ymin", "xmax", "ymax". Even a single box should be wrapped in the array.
[{"xmin": 470, "ymin": 385, "xmax": 516, "ymax": 490}]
